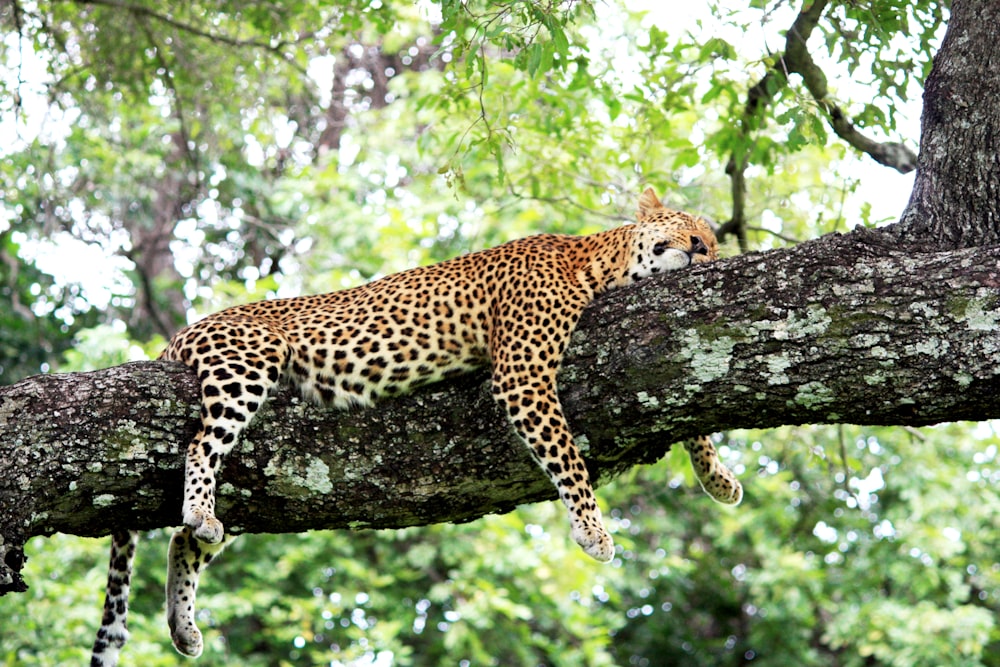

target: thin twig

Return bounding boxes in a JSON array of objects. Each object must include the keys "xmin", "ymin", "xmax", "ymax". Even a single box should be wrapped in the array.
[
  {"xmin": 135, "ymin": 18, "xmax": 202, "ymax": 181},
  {"xmin": 743, "ymin": 225, "xmax": 802, "ymax": 245}
]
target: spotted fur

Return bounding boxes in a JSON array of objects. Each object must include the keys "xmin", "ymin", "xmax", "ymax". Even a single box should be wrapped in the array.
[
  {"xmin": 90, "ymin": 530, "xmax": 137, "ymax": 667},
  {"xmin": 91, "ymin": 188, "xmax": 741, "ymax": 664}
]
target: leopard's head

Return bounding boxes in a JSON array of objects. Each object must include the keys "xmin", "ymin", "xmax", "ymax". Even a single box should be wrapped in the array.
[{"xmin": 627, "ymin": 187, "xmax": 718, "ymax": 281}]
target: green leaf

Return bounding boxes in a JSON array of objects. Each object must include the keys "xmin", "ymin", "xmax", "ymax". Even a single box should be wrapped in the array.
[
  {"xmin": 526, "ymin": 42, "xmax": 543, "ymax": 77},
  {"xmin": 550, "ymin": 22, "xmax": 570, "ymax": 57}
]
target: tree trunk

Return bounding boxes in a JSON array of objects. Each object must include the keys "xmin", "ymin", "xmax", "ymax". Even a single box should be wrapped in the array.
[
  {"xmin": 890, "ymin": 1, "xmax": 1000, "ymax": 249},
  {"xmin": 3, "ymin": 228, "xmax": 999, "ymax": 594}
]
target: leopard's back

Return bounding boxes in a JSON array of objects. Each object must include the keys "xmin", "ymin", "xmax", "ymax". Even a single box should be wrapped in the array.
[{"xmin": 161, "ymin": 234, "xmax": 582, "ymax": 409}]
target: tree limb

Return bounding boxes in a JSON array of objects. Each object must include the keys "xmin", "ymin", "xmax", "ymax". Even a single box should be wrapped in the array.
[
  {"xmin": 3, "ymin": 227, "xmax": 999, "ymax": 595},
  {"xmin": 720, "ymin": 0, "xmax": 918, "ymax": 245},
  {"xmin": 781, "ymin": 10, "xmax": 917, "ymax": 174}
]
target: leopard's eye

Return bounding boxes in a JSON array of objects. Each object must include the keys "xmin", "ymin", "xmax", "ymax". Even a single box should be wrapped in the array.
[
  {"xmin": 652, "ymin": 241, "xmax": 669, "ymax": 256},
  {"xmin": 690, "ymin": 235, "xmax": 709, "ymax": 256}
]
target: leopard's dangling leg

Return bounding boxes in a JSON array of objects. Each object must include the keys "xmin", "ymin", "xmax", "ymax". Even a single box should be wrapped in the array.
[
  {"xmin": 166, "ymin": 527, "xmax": 235, "ymax": 657},
  {"xmin": 492, "ymin": 367, "xmax": 615, "ymax": 563},
  {"xmin": 90, "ymin": 530, "xmax": 139, "ymax": 667},
  {"xmin": 684, "ymin": 435, "xmax": 743, "ymax": 505}
]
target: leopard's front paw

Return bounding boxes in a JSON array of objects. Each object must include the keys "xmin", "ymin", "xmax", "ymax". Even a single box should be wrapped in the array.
[
  {"xmin": 184, "ymin": 508, "xmax": 225, "ymax": 544},
  {"xmin": 573, "ymin": 522, "xmax": 615, "ymax": 563}
]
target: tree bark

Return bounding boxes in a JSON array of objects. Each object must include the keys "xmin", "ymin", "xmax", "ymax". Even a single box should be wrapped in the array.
[
  {"xmin": 3, "ymin": 227, "xmax": 1000, "ymax": 594},
  {"xmin": 890, "ymin": 1, "xmax": 1000, "ymax": 249}
]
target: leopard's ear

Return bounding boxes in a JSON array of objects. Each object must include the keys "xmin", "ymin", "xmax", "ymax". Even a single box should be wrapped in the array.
[{"xmin": 636, "ymin": 188, "xmax": 663, "ymax": 220}]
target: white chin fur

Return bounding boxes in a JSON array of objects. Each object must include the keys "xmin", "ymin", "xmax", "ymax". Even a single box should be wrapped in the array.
[{"xmin": 655, "ymin": 249, "xmax": 691, "ymax": 272}]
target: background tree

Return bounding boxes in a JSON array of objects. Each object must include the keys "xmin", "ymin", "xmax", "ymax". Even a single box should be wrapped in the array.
[{"xmin": 2, "ymin": 1, "xmax": 998, "ymax": 666}]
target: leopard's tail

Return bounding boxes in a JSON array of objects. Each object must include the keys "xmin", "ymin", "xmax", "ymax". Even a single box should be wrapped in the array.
[{"xmin": 90, "ymin": 530, "xmax": 139, "ymax": 667}]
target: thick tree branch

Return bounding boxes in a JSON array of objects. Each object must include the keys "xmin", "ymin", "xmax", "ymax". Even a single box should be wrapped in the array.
[{"xmin": 3, "ymin": 228, "xmax": 999, "ymax": 594}]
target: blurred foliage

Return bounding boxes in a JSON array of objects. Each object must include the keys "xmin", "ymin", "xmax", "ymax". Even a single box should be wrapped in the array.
[{"xmin": 2, "ymin": 1, "xmax": 993, "ymax": 666}]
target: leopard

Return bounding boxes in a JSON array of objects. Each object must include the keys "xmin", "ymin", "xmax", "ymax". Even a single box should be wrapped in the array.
[{"xmin": 89, "ymin": 187, "xmax": 742, "ymax": 666}]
